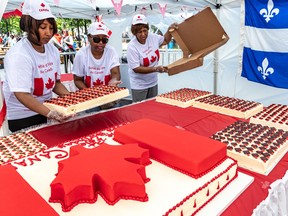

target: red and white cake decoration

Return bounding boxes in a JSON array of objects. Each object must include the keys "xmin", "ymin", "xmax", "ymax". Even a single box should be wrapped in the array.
[
  {"xmin": 44, "ymin": 85, "xmax": 129, "ymax": 115},
  {"xmin": 211, "ymin": 121, "xmax": 288, "ymax": 175},
  {"xmin": 156, "ymin": 88, "xmax": 212, "ymax": 108},
  {"xmin": 11, "ymin": 122, "xmax": 252, "ymax": 216},
  {"xmin": 250, "ymin": 103, "xmax": 288, "ymax": 131},
  {"xmin": 193, "ymin": 95, "xmax": 263, "ymax": 119}
]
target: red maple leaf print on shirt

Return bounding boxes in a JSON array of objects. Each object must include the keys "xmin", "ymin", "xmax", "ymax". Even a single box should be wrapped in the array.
[
  {"xmin": 93, "ymin": 78, "xmax": 103, "ymax": 86},
  {"xmin": 45, "ymin": 78, "xmax": 54, "ymax": 89},
  {"xmin": 150, "ymin": 55, "xmax": 157, "ymax": 63},
  {"xmin": 49, "ymin": 144, "xmax": 150, "ymax": 212}
]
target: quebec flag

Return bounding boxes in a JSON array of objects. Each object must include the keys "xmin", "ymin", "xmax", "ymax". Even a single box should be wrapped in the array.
[{"xmin": 241, "ymin": 0, "xmax": 288, "ymax": 89}]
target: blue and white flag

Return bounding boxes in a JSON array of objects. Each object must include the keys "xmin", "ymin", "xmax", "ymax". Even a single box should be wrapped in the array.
[{"xmin": 241, "ymin": 0, "xmax": 288, "ymax": 89}]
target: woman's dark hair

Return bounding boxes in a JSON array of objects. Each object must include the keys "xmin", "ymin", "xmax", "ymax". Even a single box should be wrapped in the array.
[
  {"xmin": 131, "ymin": 24, "xmax": 149, "ymax": 35},
  {"xmin": 20, "ymin": 15, "xmax": 57, "ymax": 45}
]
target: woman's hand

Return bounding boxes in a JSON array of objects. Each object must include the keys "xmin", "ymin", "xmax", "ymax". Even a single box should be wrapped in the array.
[
  {"xmin": 168, "ymin": 23, "xmax": 179, "ymax": 33},
  {"xmin": 47, "ymin": 110, "xmax": 73, "ymax": 122},
  {"xmin": 108, "ymin": 78, "xmax": 122, "ymax": 86},
  {"xmin": 153, "ymin": 66, "xmax": 168, "ymax": 73}
]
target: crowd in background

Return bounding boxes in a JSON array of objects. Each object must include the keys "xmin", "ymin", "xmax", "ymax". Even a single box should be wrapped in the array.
[
  {"xmin": 49, "ymin": 29, "xmax": 89, "ymax": 52},
  {"xmin": 0, "ymin": 32, "xmax": 22, "ymax": 47},
  {"xmin": 0, "ymin": 30, "xmax": 88, "ymax": 50}
]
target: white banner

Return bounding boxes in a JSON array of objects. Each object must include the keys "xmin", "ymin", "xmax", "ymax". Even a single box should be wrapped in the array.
[{"xmin": 0, "ymin": 0, "xmax": 9, "ymax": 22}]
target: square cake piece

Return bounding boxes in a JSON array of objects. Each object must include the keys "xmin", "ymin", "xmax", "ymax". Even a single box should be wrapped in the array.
[
  {"xmin": 194, "ymin": 95, "xmax": 263, "ymax": 119},
  {"xmin": 250, "ymin": 104, "xmax": 288, "ymax": 131},
  {"xmin": 155, "ymin": 88, "xmax": 212, "ymax": 108},
  {"xmin": 114, "ymin": 118, "xmax": 227, "ymax": 178},
  {"xmin": 211, "ymin": 121, "xmax": 288, "ymax": 175},
  {"xmin": 0, "ymin": 132, "xmax": 47, "ymax": 165},
  {"xmin": 44, "ymin": 85, "xmax": 129, "ymax": 116}
]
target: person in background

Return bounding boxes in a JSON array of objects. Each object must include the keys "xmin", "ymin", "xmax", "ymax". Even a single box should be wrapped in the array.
[
  {"xmin": 3, "ymin": 0, "xmax": 71, "ymax": 132},
  {"xmin": 2, "ymin": 33, "xmax": 9, "ymax": 47},
  {"xmin": 62, "ymin": 30, "xmax": 75, "ymax": 65},
  {"xmin": 72, "ymin": 22, "xmax": 121, "ymax": 111},
  {"xmin": 126, "ymin": 14, "xmax": 178, "ymax": 102},
  {"xmin": 49, "ymin": 31, "xmax": 63, "ymax": 51},
  {"xmin": 9, "ymin": 35, "xmax": 17, "ymax": 46}
]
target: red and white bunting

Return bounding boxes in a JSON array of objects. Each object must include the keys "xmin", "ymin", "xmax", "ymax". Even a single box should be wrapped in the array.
[
  {"xmin": 89, "ymin": 0, "xmax": 97, "ymax": 10},
  {"xmin": 181, "ymin": 6, "xmax": 188, "ymax": 19},
  {"xmin": 140, "ymin": 7, "xmax": 147, "ymax": 15},
  {"xmin": 158, "ymin": 3, "xmax": 167, "ymax": 17},
  {"xmin": 53, "ymin": 0, "xmax": 60, "ymax": 6},
  {"xmin": 111, "ymin": 0, "xmax": 123, "ymax": 16},
  {"xmin": 96, "ymin": 14, "xmax": 102, "ymax": 22}
]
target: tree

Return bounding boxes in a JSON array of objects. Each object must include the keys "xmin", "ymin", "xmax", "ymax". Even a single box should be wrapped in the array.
[
  {"xmin": 0, "ymin": 17, "xmax": 91, "ymax": 40},
  {"xmin": 0, "ymin": 17, "xmax": 21, "ymax": 35}
]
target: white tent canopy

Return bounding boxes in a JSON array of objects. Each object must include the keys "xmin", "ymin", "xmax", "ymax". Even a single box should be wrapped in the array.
[{"xmin": 2, "ymin": 0, "xmax": 288, "ymax": 106}]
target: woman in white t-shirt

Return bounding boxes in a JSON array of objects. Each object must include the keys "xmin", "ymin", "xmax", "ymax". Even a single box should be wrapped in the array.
[
  {"xmin": 126, "ymin": 14, "xmax": 178, "ymax": 102},
  {"xmin": 3, "ymin": 0, "xmax": 71, "ymax": 132},
  {"xmin": 72, "ymin": 22, "xmax": 121, "ymax": 111}
]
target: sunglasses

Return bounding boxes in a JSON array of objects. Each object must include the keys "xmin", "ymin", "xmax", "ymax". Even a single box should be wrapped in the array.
[{"xmin": 91, "ymin": 36, "xmax": 109, "ymax": 44}]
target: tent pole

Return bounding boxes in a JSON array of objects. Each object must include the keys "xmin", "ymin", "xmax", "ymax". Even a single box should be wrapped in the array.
[{"xmin": 213, "ymin": 1, "xmax": 222, "ymax": 95}]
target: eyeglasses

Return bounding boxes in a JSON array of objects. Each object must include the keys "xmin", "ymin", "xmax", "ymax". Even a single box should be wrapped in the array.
[{"xmin": 91, "ymin": 36, "xmax": 109, "ymax": 44}]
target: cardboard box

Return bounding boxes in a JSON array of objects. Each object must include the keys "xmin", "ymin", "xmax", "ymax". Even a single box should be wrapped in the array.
[{"xmin": 167, "ymin": 7, "xmax": 229, "ymax": 75}]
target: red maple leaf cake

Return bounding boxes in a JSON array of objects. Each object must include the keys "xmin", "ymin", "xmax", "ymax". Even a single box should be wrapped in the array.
[{"xmin": 49, "ymin": 144, "xmax": 150, "ymax": 212}]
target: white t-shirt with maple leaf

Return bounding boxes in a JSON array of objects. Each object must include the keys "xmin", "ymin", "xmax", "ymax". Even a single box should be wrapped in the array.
[
  {"xmin": 126, "ymin": 33, "xmax": 164, "ymax": 90},
  {"xmin": 3, "ymin": 37, "xmax": 61, "ymax": 120},
  {"xmin": 72, "ymin": 44, "xmax": 120, "ymax": 87}
]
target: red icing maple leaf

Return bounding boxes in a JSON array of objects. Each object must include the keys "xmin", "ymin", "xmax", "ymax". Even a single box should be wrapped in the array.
[
  {"xmin": 49, "ymin": 144, "xmax": 151, "ymax": 212},
  {"xmin": 93, "ymin": 78, "xmax": 103, "ymax": 86},
  {"xmin": 45, "ymin": 78, "xmax": 54, "ymax": 89}
]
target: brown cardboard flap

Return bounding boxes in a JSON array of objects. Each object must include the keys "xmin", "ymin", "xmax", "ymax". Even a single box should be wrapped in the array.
[
  {"xmin": 170, "ymin": 28, "xmax": 191, "ymax": 58},
  {"xmin": 167, "ymin": 57, "xmax": 204, "ymax": 76},
  {"xmin": 167, "ymin": 7, "xmax": 229, "ymax": 75}
]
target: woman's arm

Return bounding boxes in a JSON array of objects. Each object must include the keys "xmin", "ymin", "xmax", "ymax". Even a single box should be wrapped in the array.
[
  {"xmin": 14, "ymin": 92, "xmax": 51, "ymax": 117},
  {"xmin": 73, "ymin": 75, "xmax": 87, "ymax": 90},
  {"xmin": 53, "ymin": 80, "xmax": 70, "ymax": 96},
  {"xmin": 133, "ymin": 65, "xmax": 167, "ymax": 74},
  {"xmin": 108, "ymin": 66, "xmax": 122, "ymax": 86}
]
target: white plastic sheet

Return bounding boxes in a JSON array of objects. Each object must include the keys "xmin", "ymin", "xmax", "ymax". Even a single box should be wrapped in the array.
[{"xmin": 253, "ymin": 170, "xmax": 288, "ymax": 216}]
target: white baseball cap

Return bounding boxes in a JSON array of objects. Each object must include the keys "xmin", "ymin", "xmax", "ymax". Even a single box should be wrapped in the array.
[
  {"xmin": 88, "ymin": 22, "xmax": 109, "ymax": 36},
  {"xmin": 22, "ymin": 0, "xmax": 55, "ymax": 20},
  {"xmin": 132, "ymin": 14, "xmax": 148, "ymax": 25}
]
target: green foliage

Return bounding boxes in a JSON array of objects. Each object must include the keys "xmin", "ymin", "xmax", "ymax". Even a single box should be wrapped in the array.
[
  {"xmin": 0, "ymin": 17, "xmax": 21, "ymax": 35},
  {"xmin": 56, "ymin": 18, "xmax": 91, "ymax": 34},
  {"xmin": 0, "ymin": 17, "xmax": 91, "ymax": 36}
]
